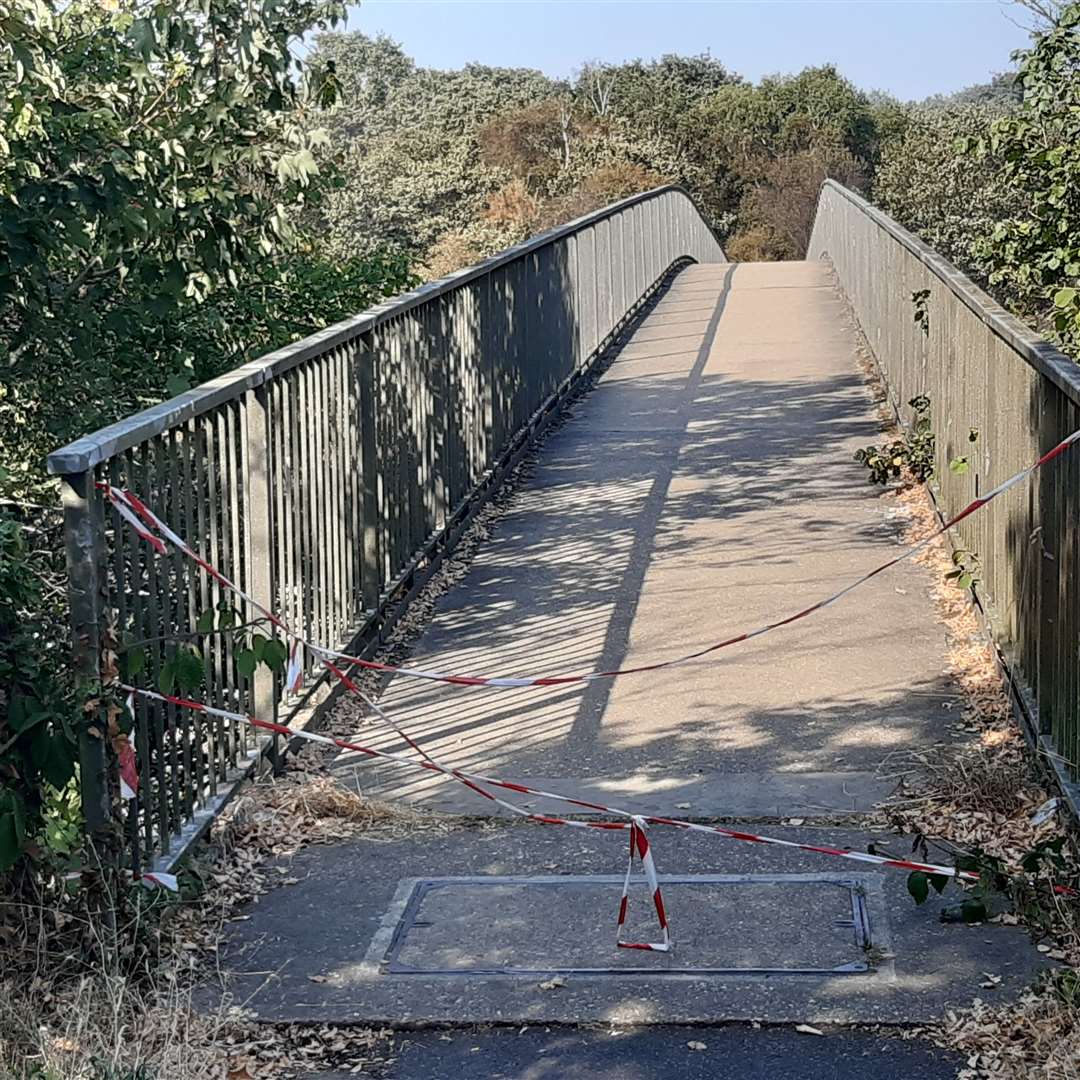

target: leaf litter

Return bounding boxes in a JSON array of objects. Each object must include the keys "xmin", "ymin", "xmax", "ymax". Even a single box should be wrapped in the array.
[{"xmin": 855, "ymin": 343, "xmax": 1080, "ymax": 1079}]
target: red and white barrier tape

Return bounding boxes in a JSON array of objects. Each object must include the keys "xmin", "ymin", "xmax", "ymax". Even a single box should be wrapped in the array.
[
  {"xmin": 617, "ymin": 818, "xmax": 670, "ymax": 952},
  {"xmin": 122, "ymin": 685, "xmax": 1075, "ymax": 935},
  {"xmin": 103, "ymin": 429, "xmax": 1080, "ymax": 923},
  {"xmin": 101, "ymin": 486, "xmax": 450, "ymax": 774},
  {"xmin": 102, "ymin": 487, "xmax": 667, "ymax": 927},
  {"xmin": 100, "ymin": 426, "xmax": 1080, "ymax": 690}
]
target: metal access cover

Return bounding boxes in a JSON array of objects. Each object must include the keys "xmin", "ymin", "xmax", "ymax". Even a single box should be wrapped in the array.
[{"xmin": 382, "ymin": 874, "xmax": 875, "ymax": 976}]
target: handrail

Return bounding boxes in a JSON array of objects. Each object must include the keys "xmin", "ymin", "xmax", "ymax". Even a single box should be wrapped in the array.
[
  {"xmin": 814, "ymin": 179, "xmax": 1080, "ymax": 407},
  {"xmin": 47, "ymin": 184, "xmax": 724, "ymax": 474}
]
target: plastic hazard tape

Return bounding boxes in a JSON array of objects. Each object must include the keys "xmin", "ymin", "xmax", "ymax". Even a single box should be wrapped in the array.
[
  {"xmin": 617, "ymin": 818, "xmax": 670, "ymax": 952},
  {"xmin": 100, "ymin": 425, "xmax": 1080, "ymax": 691},
  {"xmin": 122, "ymin": 684, "xmax": 1076, "ymax": 946},
  {"xmin": 100, "ymin": 486, "xmax": 455, "ymax": 776}
]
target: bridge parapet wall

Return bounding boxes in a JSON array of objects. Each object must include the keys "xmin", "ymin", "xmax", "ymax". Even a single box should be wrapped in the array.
[{"xmin": 810, "ymin": 179, "xmax": 1080, "ymax": 795}]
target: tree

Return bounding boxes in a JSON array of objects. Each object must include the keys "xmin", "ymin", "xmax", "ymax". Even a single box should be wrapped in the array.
[
  {"xmin": 874, "ymin": 104, "xmax": 1012, "ymax": 282},
  {"xmin": 1009, "ymin": 0, "xmax": 1068, "ymax": 31},
  {"xmin": 0, "ymin": 0, "xmax": 431, "ymax": 884},
  {"xmin": 969, "ymin": 2, "xmax": 1080, "ymax": 352},
  {"xmin": 478, "ymin": 98, "xmax": 582, "ymax": 183},
  {"xmin": 694, "ymin": 65, "xmax": 882, "ymax": 255},
  {"xmin": 311, "ymin": 33, "xmax": 561, "ymax": 261},
  {"xmin": 738, "ymin": 145, "xmax": 867, "ymax": 259},
  {"xmin": 0, "ymin": 0, "xmax": 347, "ymax": 499}
]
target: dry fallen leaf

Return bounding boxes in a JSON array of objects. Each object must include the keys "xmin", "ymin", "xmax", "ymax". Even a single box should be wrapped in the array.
[
  {"xmin": 795, "ymin": 1024, "xmax": 824, "ymax": 1036},
  {"xmin": 687, "ymin": 1041, "xmax": 707, "ymax": 1051},
  {"xmin": 538, "ymin": 977, "xmax": 565, "ymax": 991},
  {"xmin": 307, "ymin": 974, "xmax": 330, "ymax": 983}
]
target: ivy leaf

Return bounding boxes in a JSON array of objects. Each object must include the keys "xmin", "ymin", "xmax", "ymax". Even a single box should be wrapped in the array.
[
  {"xmin": 236, "ymin": 648, "xmax": 258, "ymax": 679},
  {"xmin": 173, "ymin": 648, "xmax": 204, "ymax": 693},
  {"xmin": 195, "ymin": 609, "xmax": 216, "ymax": 634}
]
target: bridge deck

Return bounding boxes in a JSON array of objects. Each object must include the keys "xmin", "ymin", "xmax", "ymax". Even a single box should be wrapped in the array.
[
  {"xmin": 331, "ymin": 260, "xmax": 960, "ymax": 817},
  {"xmin": 220, "ymin": 262, "xmax": 1048, "ymax": 1031}
]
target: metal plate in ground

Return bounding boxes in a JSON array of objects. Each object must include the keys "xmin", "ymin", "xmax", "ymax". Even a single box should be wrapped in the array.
[{"xmin": 382, "ymin": 874, "xmax": 874, "ymax": 976}]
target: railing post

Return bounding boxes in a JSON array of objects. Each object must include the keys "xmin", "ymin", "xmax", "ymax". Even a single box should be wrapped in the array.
[
  {"xmin": 359, "ymin": 333, "xmax": 380, "ymax": 613},
  {"xmin": 244, "ymin": 385, "xmax": 278, "ymax": 761},
  {"xmin": 61, "ymin": 470, "xmax": 114, "ymax": 844}
]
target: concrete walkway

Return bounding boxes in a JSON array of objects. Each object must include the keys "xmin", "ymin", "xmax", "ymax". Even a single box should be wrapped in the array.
[
  {"xmin": 213, "ymin": 261, "xmax": 1048, "ymax": 1041},
  {"xmin": 333, "ymin": 261, "xmax": 958, "ymax": 818}
]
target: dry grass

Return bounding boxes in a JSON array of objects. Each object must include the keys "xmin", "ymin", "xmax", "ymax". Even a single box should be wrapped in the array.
[{"xmin": 0, "ymin": 775, "xmax": 426, "ymax": 1079}]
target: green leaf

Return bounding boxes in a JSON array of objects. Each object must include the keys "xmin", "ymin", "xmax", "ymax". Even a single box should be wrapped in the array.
[
  {"xmin": 40, "ymin": 736, "xmax": 76, "ymax": 791},
  {"xmin": 262, "ymin": 638, "xmax": 288, "ymax": 674},
  {"xmin": 173, "ymin": 648, "xmax": 204, "ymax": 693},
  {"xmin": 0, "ymin": 810, "xmax": 22, "ymax": 872},
  {"xmin": 125, "ymin": 648, "xmax": 146, "ymax": 678},
  {"xmin": 1053, "ymin": 287, "xmax": 1078, "ymax": 309},
  {"xmin": 949, "ymin": 457, "xmax": 970, "ymax": 475},
  {"xmin": 907, "ymin": 871, "xmax": 930, "ymax": 905},
  {"xmin": 164, "ymin": 373, "xmax": 191, "ymax": 398},
  {"xmin": 928, "ymin": 873, "xmax": 948, "ymax": 895},
  {"xmin": 236, "ymin": 648, "xmax": 258, "ymax": 679},
  {"xmin": 159, "ymin": 659, "xmax": 176, "ymax": 695},
  {"xmin": 251, "ymin": 633, "xmax": 268, "ymax": 661},
  {"xmin": 961, "ymin": 898, "xmax": 987, "ymax": 923},
  {"xmin": 129, "ymin": 17, "xmax": 158, "ymax": 62},
  {"xmin": 196, "ymin": 609, "xmax": 216, "ymax": 634},
  {"xmin": 0, "ymin": 791, "xmax": 26, "ymax": 871}
]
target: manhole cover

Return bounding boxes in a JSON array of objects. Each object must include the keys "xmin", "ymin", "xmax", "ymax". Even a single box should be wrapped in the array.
[{"xmin": 382, "ymin": 874, "xmax": 875, "ymax": 976}]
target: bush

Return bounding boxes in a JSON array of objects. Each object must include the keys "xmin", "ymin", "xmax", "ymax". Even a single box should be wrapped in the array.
[
  {"xmin": 738, "ymin": 145, "xmax": 867, "ymax": 259},
  {"xmin": 0, "ymin": 512, "xmax": 79, "ymax": 878},
  {"xmin": 971, "ymin": 3, "xmax": 1080, "ymax": 354},
  {"xmin": 873, "ymin": 104, "xmax": 1012, "ymax": 284}
]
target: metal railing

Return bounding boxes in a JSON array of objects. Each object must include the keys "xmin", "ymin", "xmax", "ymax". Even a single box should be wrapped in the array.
[
  {"xmin": 809, "ymin": 179, "xmax": 1080, "ymax": 792},
  {"xmin": 48, "ymin": 186, "xmax": 726, "ymax": 870}
]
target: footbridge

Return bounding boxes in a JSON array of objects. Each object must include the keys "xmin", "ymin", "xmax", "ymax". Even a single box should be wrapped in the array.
[{"xmin": 48, "ymin": 181, "xmax": 1080, "ymax": 1031}]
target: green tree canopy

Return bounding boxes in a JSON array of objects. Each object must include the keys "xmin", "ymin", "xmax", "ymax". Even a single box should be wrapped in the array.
[{"xmin": 0, "ymin": 0, "xmax": 349, "ymax": 497}]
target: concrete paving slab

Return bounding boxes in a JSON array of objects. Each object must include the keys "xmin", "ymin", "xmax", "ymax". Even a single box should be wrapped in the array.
[
  {"xmin": 210, "ymin": 824, "xmax": 1052, "ymax": 1026},
  {"xmin": 338, "ymin": 770, "xmax": 891, "ymax": 819}
]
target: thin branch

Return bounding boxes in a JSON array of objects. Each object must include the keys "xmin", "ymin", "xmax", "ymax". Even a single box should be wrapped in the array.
[{"xmin": 121, "ymin": 618, "xmax": 272, "ymax": 652}]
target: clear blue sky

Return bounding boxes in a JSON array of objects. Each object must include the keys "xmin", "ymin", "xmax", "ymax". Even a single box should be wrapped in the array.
[{"xmin": 347, "ymin": 1, "xmax": 1033, "ymax": 101}]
